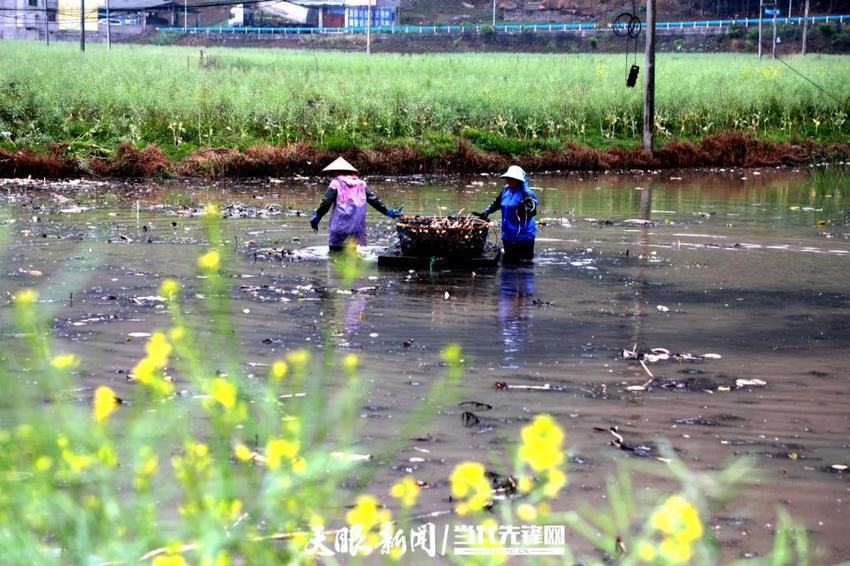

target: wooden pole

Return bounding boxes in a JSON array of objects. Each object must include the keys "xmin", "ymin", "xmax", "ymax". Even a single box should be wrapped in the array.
[
  {"xmin": 643, "ymin": 0, "xmax": 656, "ymax": 153},
  {"xmin": 801, "ymin": 0, "xmax": 809, "ymax": 55},
  {"xmin": 80, "ymin": 0, "xmax": 85, "ymax": 51},
  {"xmin": 758, "ymin": 0, "xmax": 763, "ymax": 58}
]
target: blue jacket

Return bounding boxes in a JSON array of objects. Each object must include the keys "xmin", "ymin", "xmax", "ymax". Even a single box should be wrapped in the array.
[{"xmin": 482, "ymin": 176, "xmax": 538, "ymax": 242}]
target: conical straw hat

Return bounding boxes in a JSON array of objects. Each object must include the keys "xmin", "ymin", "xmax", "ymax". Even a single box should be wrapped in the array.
[
  {"xmin": 322, "ymin": 156, "xmax": 358, "ymax": 173},
  {"xmin": 499, "ymin": 165, "xmax": 526, "ymax": 182}
]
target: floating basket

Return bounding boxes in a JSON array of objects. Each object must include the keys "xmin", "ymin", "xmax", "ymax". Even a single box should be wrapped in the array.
[{"xmin": 396, "ymin": 215, "xmax": 490, "ymax": 258}]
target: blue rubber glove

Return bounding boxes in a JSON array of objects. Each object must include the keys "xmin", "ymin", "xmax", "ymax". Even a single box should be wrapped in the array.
[
  {"xmin": 310, "ymin": 213, "xmax": 321, "ymax": 232},
  {"xmin": 472, "ymin": 211, "xmax": 489, "ymax": 220},
  {"xmin": 387, "ymin": 205, "xmax": 404, "ymax": 219}
]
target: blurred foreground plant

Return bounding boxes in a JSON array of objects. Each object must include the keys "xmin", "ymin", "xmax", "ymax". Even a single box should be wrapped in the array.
[{"xmin": 0, "ymin": 213, "xmax": 816, "ymax": 565}]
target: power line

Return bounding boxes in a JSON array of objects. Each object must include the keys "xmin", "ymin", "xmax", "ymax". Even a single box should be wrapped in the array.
[{"xmin": 758, "ymin": 39, "xmax": 846, "ymax": 105}]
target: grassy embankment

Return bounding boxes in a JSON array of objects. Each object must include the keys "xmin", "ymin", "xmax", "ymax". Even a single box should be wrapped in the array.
[{"xmin": 1, "ymin": 40, "xmax": 848, "ymax": 176}]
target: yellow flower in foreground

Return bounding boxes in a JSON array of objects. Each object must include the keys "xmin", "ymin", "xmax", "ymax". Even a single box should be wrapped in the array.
[
  {"xmin": 390, "ymin": 476, "xmax": 421, "ymax": 508},
  {"xmin": 234, "ymin": 444, "xmax": 254, "ymax": 463},
  {"xmin": 343, "ymin": 353, "xmax": 359, "ymax": 374},
  {"xmin": 51, "ymin": 354, "xmax": 79, "ymax": 371},
  {"xmin": 449, "ymin": 461, "xmax": 491, "ymax": 515},
  {"xmin": 159, "ymin": 279, "xmax": 180, "ymax": 300},
  {"xmin": 266, "ymin": 438, "xmax": 299, "ymax": 470},
  {"xmin": 287, "ymin": 349, "xmax": 310, "ymax": 366},
  {"xmin": 650, "ymin": 495, "xmax": 704, "ymax": 543},
  {"xmin": 151, "ymin": 554, "xmax": 187, "ymax": 566},
  {"xmin": 637, "ymin": 541, "xmax": 657, "ymax": 562},
  {"xmin": 209, "ymin": 378, "xmax": 237, "ymax": 411},
  {"xmin": 204, "ymin": 203, "xmax": 221, "ymax": 218},
  {"xmin": 270, "ymin": 360, "xmax": 288, "ymax": 381},
  {"xmin": 93, "ymin": 386, "xmax": 121, "ymax": 423},
  {"xmin": 145, "ymin": 332, "xmax": 172, "ymax": 368},
  {"xmin": 346, "ymin": 495, "xmax": 391, "ymax": 530},
  {"xmin": 14, "ymin": 288, "xmax": 38, "ymax": 305},
  {"xmin": 441, "ymin": 343, "xmax": 462, "ymax": 364},
  {"xmin": 647, "ymin": 495, "xmax": 704, "ymax": 565},
  {"xmin": 543, "ymin": 468, "xmax": 567, "ymax": 498},
  {"xmin": 659, "ymin": 537, "xmax": 693, "ymax": 564},
  {"xmin": 516, "ymin": 503, "xmax": 537, "ymax": 522},
  {"xmin": 519, "ymin": 414, "xmax": 565, "ymax": 472},
  {"xmin": 197, "ymin": 249, "xmax": 221, "ymax": 271}
]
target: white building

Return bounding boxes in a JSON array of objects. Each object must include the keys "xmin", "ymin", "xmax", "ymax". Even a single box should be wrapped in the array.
[{"xmin": 0, "ymin": 0, "xmax": 56, "ymax": 40}]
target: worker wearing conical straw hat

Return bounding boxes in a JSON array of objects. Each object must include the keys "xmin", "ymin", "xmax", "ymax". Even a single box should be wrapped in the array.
[
  {"xmin": 310, "ymin": 157, "xmax": 404, "ymax": 251},
  {"xmin": 473, "ymin": 165, "xmax": 538, "ymax": 264}
]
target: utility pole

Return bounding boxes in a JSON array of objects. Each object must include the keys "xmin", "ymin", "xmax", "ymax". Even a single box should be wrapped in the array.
[
  {"xmin": 771, "ymin": 5, "xmax": 777, "ymax": 59},
  {"xmin": 801, "ymin": 0, "xmax": 809, "ymax": 54},
  {"xmin": 183, "ymin": 0, "xmax": 187, "ymax": 31},
  {"xmin": 643, "ymin": 0, "xmax": 656, "ymax": 152},
  {"xmin": 366, "ymin": 0, "xmax": 371, "ymax": 55},
  {"xmin": 492, "ymin": 0, "xmax": 496, "ymax": 26},
  {"xmin": 787, "ymin": 0, "xmax": 792, "ymax": 18},
  {"xmin": 758, "ymin": 0, "xmax": 763, "ymax": 58},
  {"xmin": 106, "ymin": 0, "xmax": 112, "ymax": 50},
  {"xmin": 44, "ymin": 0, "xmax": 49, "ymax": 46},
  {"xmin": 80, "ymin": 0, "xmax": 85, "ymax": 51}
]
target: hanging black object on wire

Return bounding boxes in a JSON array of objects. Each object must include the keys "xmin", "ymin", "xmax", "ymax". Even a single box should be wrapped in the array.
[{"xmin": 612, "ymin": 9, "xmax": 642, "ymax": 88}]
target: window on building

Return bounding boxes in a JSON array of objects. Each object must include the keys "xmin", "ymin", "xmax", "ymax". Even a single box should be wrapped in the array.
[{"xmin": 28, "ymin": 0, "xmax": 38, "ymax": 6}]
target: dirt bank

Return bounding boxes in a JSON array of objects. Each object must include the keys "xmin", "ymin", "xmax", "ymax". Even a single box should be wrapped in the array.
[{"xmin": 2, "ymin": 133, "xmax": 848, "ymax": 179}]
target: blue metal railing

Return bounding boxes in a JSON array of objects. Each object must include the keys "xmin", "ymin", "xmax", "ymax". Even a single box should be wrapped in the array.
[{"xmin": 159, "ymin": 14, "xmax": 847, "ymax": 36}]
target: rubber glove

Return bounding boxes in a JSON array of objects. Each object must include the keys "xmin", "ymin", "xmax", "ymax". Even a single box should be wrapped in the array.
[
  {"xmin": 310, "ymin": 213, "xmax": 320, "ymax": 232},
  {"xmin": 472, "ymin": 211, "xmax": 489, "ymax": 220},
  {"xmin": 387, "ymin": 205, "xmax": 405, "ymax": 219}
]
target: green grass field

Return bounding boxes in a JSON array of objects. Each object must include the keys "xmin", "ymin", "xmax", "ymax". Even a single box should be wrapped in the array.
[{"xmin": 1, "ymin": 40, "xmax": 848, "ymax": 159}]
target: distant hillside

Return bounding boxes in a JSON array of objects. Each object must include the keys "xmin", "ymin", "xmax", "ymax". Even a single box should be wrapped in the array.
[{"xmin": 399, "ymin": 0, "xmax": 841, "ymax": 25}]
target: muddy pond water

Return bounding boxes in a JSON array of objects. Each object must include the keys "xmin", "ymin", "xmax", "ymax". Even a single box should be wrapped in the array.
[{"xmin": 2, "ymin": 169, "xmax": 849, "ymax": 563}]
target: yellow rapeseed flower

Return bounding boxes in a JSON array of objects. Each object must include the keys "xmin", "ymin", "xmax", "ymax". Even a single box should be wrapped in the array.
[
  {"xmin": 286, "ymin": 349, "xmax": 310, "ymax": 366},
  {"xmin": 543, "ymin": 468, "xmax": 567, "ymax": 498},
  {"xmin": 637, "ymin": 541, "xmax": 657, "ymax": 562},
  {"xmin": 342, "ymin": 353, "xmax": 359, "ymax": 374},
  {"xmin": 198, "ymin": 250, "xmax": 221, "ymax": 271},
  {"xmin": 441, "ymin": 343, "xmax": 462, "ymax": 364},
  {"xmin": 169, "ymin": 326, "xmax": 186, "ymax": 342},
  {"xmin": 209, "ymin": 378, "xmax": 237, "ymax": 411},
  {"xmin": 35, "ymin": 456, "xmax": 53, "ymax": 472},
  {"xmin": 650, "ymin": 495, "xmax": 704, "ymax": 543},
  {"xmin": 233, "ymin": 444, "xmax": 254, "ymax": 463},
  {"xmin": 270, "ymin": 360, "xmax": 288, "ymax": 381},
  {"xmin": 659, "ymin": 536, "xmax": 693, "ymax": 564},
  {"xmin": 266, "ymin": 438, "xmax": 299, "ymax": 470},
  {"xmin": 131, "ymin": 357, "xmax": 157, "ymax": 384},
  {"xmin": 346, "ymin": 495, "xmax": 391, "ymax": 530},
  {"xmin": 14, "ymin": 288, "xmax": 38, "ymax": 305},
  {"xmin": 145, "ymin": 332, "xmax": 172, "ymax": 368},
  {"xmin": 516, "ymin": 503, "xmax": 537, "ymax": 522},
  {"xmin": 51, "ymin": 354, "xmax": 79, "ymax": 371},
  {"xmin": 159, "ymin": 279, "xmax": 180, "ymax": 300},
  {"xmin": 449, "ymin": 461, "xmax": 491, "ymax": 515},
  {"xmin": 204, "ymin": 203, "xmax": 221, "ymax": 218},
  {"xmin": 519, "ymin": 414, "xmax": 565, "ymax": 472},
  {"xmin": 151, "ymin": 554, "xmax": 187, "ymax": 566},
  {"xmin": 390, "ymin": 476, "xmax": 420, "ymax": 508},
  {"xmin": 93, "ymin": 386, "xmax": 121, "ymax": 423}
]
